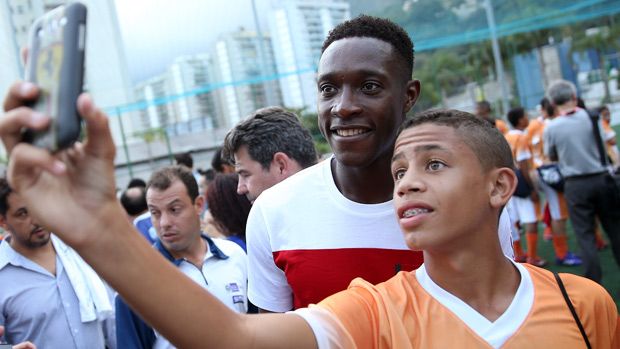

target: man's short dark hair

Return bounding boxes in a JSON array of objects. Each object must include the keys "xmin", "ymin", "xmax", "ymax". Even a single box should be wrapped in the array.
[
  {"xmin": 0, "ymin": 178, "xmax": 13, "ymax": 216},
  {"xmin": 211, "ymin": 147, "xmax": 233, "ymax": 173},
  {"xmin": 120, "ymin": 187, "xmax": 148, "ymax": 216},
  {"xmin": 321, "ymin": 15, "xmax": 414, "ymax": 80},
  {"xmin": 147, "ymin": 166, "xmax": 199, "ymax": 202},
  {"xmin": 222, "ymin": 107, "xmax": 317, "ymax": 170},
  {"xmin": 398, "ymin": 109, "xmax": 514, "ymax": 171},
  {"xmin": 476, "ymin": 100, "xmax": 492, "ymax": 113},
  {"xmin": 174, "ymin": 152, "xmax": 194, "ymax": 169},
  {"xmin": 507, "ymin": 107, "xmax": 525, "ymax": 128},
  {"xmin": 127, "ymin": 178, "xmax": 147, "ymax": 189}
]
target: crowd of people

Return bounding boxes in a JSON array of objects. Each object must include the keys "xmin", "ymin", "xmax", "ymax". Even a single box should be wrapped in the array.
[{"xmin": 0, "ymin": 14, "xmax": 618, "ymax": 349}]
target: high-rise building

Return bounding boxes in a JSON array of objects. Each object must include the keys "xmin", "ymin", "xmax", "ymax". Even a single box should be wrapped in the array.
[
  {"xmin": 0, "ymin": 0, "xmax": 137, "ymax": 151},
  {"xmin": 268, "ymin": 0, "xmax": 350, "ymax": 110},
  {"xmin": 212, "ymin": 28, "xmax": 282, "ymax": 128},
  {"xmin": 134, "ymin": 75, "xmax": 174, "ymax": 131},
  {"xmin": 134, "ymin": 54, "xmax": 220, "ymax": 136}
]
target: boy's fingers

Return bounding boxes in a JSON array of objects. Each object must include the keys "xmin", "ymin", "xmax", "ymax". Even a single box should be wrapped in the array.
[
  {"xmin": 0, "ymin": 107, "xmax": 50, "ymax": 153},
  {"xmin": 77, "ymin": 94, "xmax": 116, "ymax": 159},
  {"xmin": 3, "ymin": 81, "xmax": 38, "ymax": 111},
  {"xmin": 7, "ymin": 143, "xmax": 66, "ymax": 189}
]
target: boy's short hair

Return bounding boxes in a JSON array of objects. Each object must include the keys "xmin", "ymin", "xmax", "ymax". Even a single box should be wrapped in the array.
[
  {"xmin": 147, "ymin": 165, "xmax": 199, "ymax": 202},
  {"xmin": 398, "ymin": 109, "xmax": 514, "ymax": 171},
  {"xmin": 321, "ymin": 15, "xmax": 414, "ymax": 80},
  {"xmin": 506, "ymin": 107, "xmax": 525, "ymax": 128},
  {"xmin": 0, "ymin": 178, "xmax": 12, "ymax": 216},
  {"xmin": 222, "ymin": 107, "xmax": 317, "ymax": 170}
]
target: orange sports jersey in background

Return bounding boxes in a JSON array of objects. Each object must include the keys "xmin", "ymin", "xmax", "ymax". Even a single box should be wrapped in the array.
[
  {"xmin": 526, "ymin": 117, "xmax": 546, "ymax": 168},
  {"xmin": 496, "ymin": 119, "xmax": 509, "ymax": 135},
  {"xmin": 504, "ymin": 130, "xmax": 534, "ymax": 169}
]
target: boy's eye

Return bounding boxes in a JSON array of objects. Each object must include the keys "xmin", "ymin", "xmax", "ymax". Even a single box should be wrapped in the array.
[
  {"xmin": 393, "ymin": 169, "xmax": 406, "ymax": 181},
  {"xmin": 427, "ymin": 160, "xmax": 445, "ymax": 171}
]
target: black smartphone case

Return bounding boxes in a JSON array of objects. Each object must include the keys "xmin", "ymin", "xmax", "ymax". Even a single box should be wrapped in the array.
[{"xmin": 23, "ymin": 3, "xmax": 87, "ymax": 151}]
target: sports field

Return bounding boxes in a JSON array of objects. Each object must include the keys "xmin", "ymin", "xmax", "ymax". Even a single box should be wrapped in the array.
[{"xmin": 535, "ymin": 224, "xmax": 619, "ymax": 310}]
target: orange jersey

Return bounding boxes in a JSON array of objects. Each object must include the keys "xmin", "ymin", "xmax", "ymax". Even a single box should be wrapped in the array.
[
  {"xmin": 504, "ymin": 129, "xmax": 534, "ymax": 169},
  {"xmin": 313, "ymin": 264, "xmax": 618, "ymax": 348},
  {"xmin": 526, "ymin": 117, "xmax": 546, "ymax": 167},
  {"xmin": 495, "ymin": 119, "xmax": 509, "ymax": 135}
]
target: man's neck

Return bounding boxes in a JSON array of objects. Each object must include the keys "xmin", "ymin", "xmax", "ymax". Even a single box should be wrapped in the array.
[
  {"xmin": 556, "ymin": 101, "xmax": 577, "ymax": 115},
  {"xmin": 331, "ymin": 156, "xmax": 394, "ymax": 204},
  {"xmin": 10, "ymin": 239, "xmax": 57, "ymax": 275},
  {"xmin": 170, "ymin": 235, "xmax": 207, "ymax": 267}
]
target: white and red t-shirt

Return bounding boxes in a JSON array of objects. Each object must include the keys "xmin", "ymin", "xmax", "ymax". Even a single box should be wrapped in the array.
[{"xmin": 247, "ymin": 157, "xmax": 513, "ymax": 311}]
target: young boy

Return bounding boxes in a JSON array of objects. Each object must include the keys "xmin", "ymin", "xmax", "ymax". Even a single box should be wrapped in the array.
[{"xmin": 2, "ymin": 87, "xmax": 617, "ymax": 346}]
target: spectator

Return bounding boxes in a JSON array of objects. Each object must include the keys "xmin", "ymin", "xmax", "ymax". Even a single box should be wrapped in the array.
[
  {"xmin": 206, "ymin": 173, "xmax": 251, "ymax": 251},
  {"xmin": 222, "ymin": 106, "xmax": 317, "ymax": 203},
  {"xmin": 544, "ymin": 79, "xmax": 620, "ymax": 283},
  {"xmin": 0, "ymin": 178, "xmax": 114, "ymax": 349},
  {"xmin": 115, "ymin": 165, "xmax": 248, "ymax": 348}
]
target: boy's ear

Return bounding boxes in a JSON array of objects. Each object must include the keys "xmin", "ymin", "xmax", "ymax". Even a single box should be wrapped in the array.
[{"xmin": 489, "ymin": 168, "xmax": 516, "ymax": 208}]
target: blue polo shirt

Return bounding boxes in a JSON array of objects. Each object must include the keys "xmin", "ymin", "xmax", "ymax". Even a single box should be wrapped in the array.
[{"xmin": 115, "ymin": 234, "xmax": 248, "ymax": 349}]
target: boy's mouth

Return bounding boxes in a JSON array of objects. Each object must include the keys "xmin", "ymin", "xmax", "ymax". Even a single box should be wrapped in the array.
[
  {"xmin": 398, "ymin": 204, "xmax": 434, "ymax": 219},
  {"xmin": 402, "ymin": 207, "xmax": 431, "ymax": 218}
]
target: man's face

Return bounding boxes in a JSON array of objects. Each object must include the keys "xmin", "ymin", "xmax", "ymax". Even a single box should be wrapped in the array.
[
  {"xmin": 147, "ymin": 180, "xmax": 203, "ymax": 256},
  {"xmin": 317, "ymin": 37, "xmax": 419, "ymax": 168},
  {"xmin": 234, "ymin": 145, "xmax": 282, "ymax": 203},
  {"xmin": 0, "ymin": 193, "xmax": 50, "ymax": 249},
  {"xmin": 391, "ymin": 124, "xmax": 495, "ymax": 251},
  {"xmin": 601, "ymin": 109, "xmax": 610, "ymax": 122}
]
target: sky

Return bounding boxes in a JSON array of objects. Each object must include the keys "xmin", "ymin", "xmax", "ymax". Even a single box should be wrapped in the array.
[{"xmin": 113, "ymin": 0, "xmax": 272, "ymax": 84}]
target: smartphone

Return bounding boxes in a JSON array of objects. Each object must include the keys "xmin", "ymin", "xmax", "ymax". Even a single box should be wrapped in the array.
[{"xmin": 22, "ymin": 3, "xmax": 87, "ymax": 151}]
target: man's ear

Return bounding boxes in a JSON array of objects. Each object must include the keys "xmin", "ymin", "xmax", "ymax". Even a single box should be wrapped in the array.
[
  {"xmin": 489, "ymin": 168, "xmax": 516, "ymax": 208},
  {"xmin": 404, "ymin": 79, "xmax": 421, "ymax": 113},
  {"xmin": 0, "ymin": 215, "xmax": 8, "ymax": 232},
  {"xmin": 194, "ymin": 195, "xmax": 205, "ymax": 213},
  {"xmin": 272, "ymin": 152, "xmax": 294, "ymax": 176}
]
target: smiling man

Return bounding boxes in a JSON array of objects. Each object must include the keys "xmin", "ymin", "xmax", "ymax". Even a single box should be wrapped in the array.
[{"xmin": 244, "ymin": 16, "xmax": 425, "ymax": 312}]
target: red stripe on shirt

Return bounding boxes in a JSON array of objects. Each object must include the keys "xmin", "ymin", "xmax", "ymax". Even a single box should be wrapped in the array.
[{"xmin": 273, "ymin": 248, "xmax": 423, "ymax": 309}]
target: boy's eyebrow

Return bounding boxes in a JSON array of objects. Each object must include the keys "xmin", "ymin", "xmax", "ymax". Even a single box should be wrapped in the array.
[{"xmin": 391, "ymin": 143, "xmax": 450, "ymax": 163}]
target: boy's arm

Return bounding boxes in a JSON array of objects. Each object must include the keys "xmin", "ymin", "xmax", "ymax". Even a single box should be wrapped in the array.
[{"xmin": 1, "ymin": 82, "xmax": 317, "ymax": 349}]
